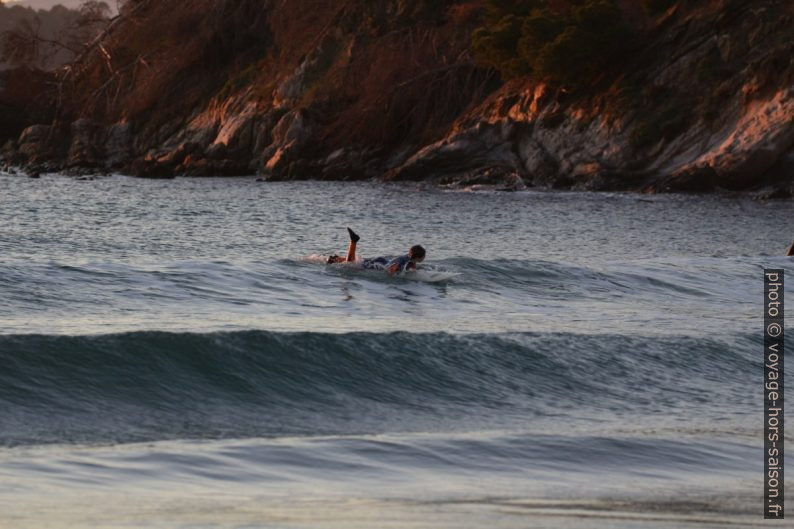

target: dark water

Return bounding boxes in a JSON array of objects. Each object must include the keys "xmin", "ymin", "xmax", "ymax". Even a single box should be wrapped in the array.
[
  {"xmin": 0, "ymin": 330, "xmax": 757, "ymax": 446},
  {"xmin": 0, "ymin": 174, "xmax": 792, "ymax": 528}
]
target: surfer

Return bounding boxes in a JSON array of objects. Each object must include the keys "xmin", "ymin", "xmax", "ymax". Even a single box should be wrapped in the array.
[
  {"xmin": 327, "ymin": 228, "xmax": 426, "ymax": 275},
  {"xmin": 787, "ymin": 240, "xmax": 794, "ymax": 256}
]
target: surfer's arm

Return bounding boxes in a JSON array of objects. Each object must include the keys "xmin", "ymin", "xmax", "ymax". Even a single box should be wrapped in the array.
[{"xmin": 386, "ymin": 261, "xmax": 416, "ymax": 275}]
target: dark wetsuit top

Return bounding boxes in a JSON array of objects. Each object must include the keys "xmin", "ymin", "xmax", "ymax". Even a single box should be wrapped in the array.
[{"xmin": 361, "ymin": 254, "xmax": 414, "ymax": 273}]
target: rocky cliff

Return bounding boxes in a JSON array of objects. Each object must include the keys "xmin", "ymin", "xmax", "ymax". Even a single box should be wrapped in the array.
[{"xmin": 1, "ymin": 0, "xmax": 793, "ymax": 194}]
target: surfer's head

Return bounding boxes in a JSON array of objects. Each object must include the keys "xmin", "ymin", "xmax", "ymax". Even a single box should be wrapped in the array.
[{"xmin": 409, "ymin": 245, "xmax": 426, "ymax": 262}]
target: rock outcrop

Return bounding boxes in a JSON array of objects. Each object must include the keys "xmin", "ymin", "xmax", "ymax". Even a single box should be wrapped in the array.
[{"xmin": 1, "ymin": 0, "xmax": 792, "ymax": 193}]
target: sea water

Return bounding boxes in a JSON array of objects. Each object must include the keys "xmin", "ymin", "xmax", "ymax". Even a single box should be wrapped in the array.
[{"xmin": 0, "ymin": 173, "xmax": 792, "ymax": 528}]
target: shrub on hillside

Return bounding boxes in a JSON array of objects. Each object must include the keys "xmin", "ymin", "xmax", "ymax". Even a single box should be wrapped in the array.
[
  {"xmin": 641, "ymin": 0, "xmax": 677, "ymax": 15},
  {"xmin": 472, "ymin": 0, "xmax": 634, "ymax": 88}
]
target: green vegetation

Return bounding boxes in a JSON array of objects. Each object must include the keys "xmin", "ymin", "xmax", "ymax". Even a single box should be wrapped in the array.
[
  {"xmin": 471, "ymin": 0, "xmax": 634, "ymax": 88},
  {"xmin": 640, "ymin": 0, "xmax": 677, "ymax": 15}
]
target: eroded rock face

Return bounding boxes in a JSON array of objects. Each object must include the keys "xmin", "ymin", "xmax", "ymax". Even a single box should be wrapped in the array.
[
  {"xmin": 258, "ymin": 109, "xmax": 315, "ymax": 180},
  {"xmin": 67, "ymin": 119, "xmax": 101, "ymax": 169},
  {"xmin": 273, "ymin": 34, "xmax": 340, "ymax": 110},
  {"xmin": 1, "ymin": 140, "xmax": 17, "ymax": 165},
  {"xmin": 2, "ymin": 0, "xmax": 791, "ymax": 193},
  {"xmin": 105, "ymin": 123, "xmax": 133, "ymax": 169},
  {"xmin": 212, "ymin": 102, "xmax": 259, "ymax": 155},
  {"xmin": 16, "ymin": 124, "xmax": 66, "ymax": 170},
  {"xmin": 679, "ymin": 88, "xmax": 794, "ymax": 189},
  {"xmin": 386, "ymin": 121, "xmax": 521, "ymax": 183}
]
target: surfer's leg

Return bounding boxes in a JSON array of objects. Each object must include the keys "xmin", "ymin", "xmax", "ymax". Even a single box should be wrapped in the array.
[
  {"xmin": 787, "ymin": 239, "xmax": 794, "ymax": 256},
  {"xmin": 345, "ymin": 241, "xmax": 357, "ymax": 262},
  {"xmin": 345, "ymin": 227, "xmax": 360, "ymax": 262}
]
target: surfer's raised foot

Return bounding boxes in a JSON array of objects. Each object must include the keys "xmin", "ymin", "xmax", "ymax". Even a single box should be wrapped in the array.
[{"xmin": 347, "ymin": 227, "xmax": 360, "ymax": 243}]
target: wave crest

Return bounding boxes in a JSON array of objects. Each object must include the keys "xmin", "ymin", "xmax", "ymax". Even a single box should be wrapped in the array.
[{"xmin": 0, "ymin": 330, "xmax": 757, "ymax": 446}]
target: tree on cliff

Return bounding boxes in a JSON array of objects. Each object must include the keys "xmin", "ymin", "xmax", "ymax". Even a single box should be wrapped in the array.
[
  {"xmin": 471, "ymin": 0, "xmax": 636, "ymax": 88},
  {"xmin": 1, "ymin": 1, "xmax": 111, "ymax": 69},
  {"xmin": 0, "ymin": 3, "xmax": 85, "ymax": 69},
  {"xmin": 0, "ymin": 0, "xmax": 146, "ymax": 144}
]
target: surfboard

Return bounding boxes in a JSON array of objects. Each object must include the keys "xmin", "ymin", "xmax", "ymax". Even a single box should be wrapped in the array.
[{"xmin": 407, "ymin": 270, "xmax": 460, "ymax": 283}]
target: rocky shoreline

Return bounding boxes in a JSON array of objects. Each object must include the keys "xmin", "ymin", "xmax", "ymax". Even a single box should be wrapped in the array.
[
  {"xmin": 3, "ymin": 85, "xmax": 792, "ymax": 197},
  {"xmin": 1, "ymin": 1, "xmax": 792, "ymax": 195}
]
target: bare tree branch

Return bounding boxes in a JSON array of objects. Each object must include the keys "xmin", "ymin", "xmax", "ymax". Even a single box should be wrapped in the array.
[{"xmin": 1, "ymin": 18, "xmax": 42, "ymax": 66}]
